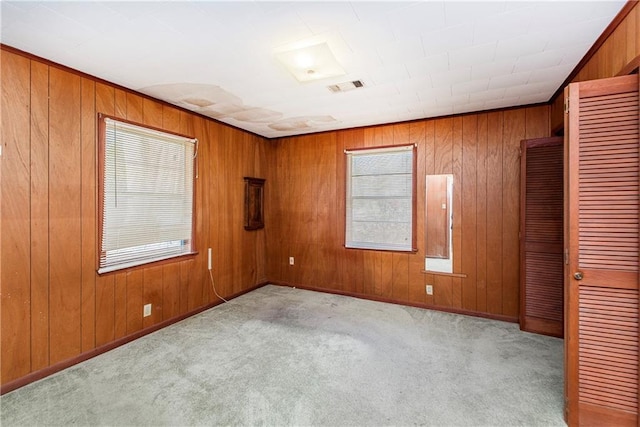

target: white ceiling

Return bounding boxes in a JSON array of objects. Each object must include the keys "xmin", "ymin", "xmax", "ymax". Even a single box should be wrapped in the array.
[{"xmin": 1, "ymin": 1, "xmax": 627, "ymax": 138}]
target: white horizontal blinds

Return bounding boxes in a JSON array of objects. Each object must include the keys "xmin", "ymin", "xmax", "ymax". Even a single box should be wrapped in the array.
[
  {"xmin": 99, "ymin": 117, "xmax": 196, "ymax": 273},
  {"xmin": 346, "ymin": 145, "xmax": 414, "ymax": 251}
]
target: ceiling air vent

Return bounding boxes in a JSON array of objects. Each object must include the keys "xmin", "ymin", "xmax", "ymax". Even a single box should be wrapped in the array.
[{"xmin": 327, "ymin": 80, "xmax": 365, "ymax": 93}]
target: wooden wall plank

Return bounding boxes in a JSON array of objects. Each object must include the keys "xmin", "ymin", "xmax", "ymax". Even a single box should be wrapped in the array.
[
  {"xmin": 207, "ymin": 121, "xmax": 222, "ymax": 300},
  {"xmin": 143, "ymin": 98, "xmax": 163, "ymax": 128},
  {"xmin": 486, "ymin": 112, "xmax": 504, "ymax": 315},
  {"xmin": 476, "ymin": 113, "xmax": 488, "ymax": 313},
  {"xmin": 162, "ymin": 264, "xmax": 181, "ymax": 320},
  {"xmin": 30, "ymin": 60, "xmax": 50, "ymax": 370},
  {"xmin": 392, "ymin": 253, "xmax": 409, "ymax": 302},
  {"xmin": 96, "ymin": 83, "xmax": 115, "ymax": 116},
  {"xmin": 1, "ymin": 51, "xmax": 32, "ymax": 383},
  {"xmin": 502, "ymin": 109, "xmax": 525, "ymax": 317},
  {"xmin": 216, "ymin": 125, "xmax": 232, "ymax": 296},
  {"xmin": 434, "ymin": 276, "xmax": 453, "ymax": 307},
  {"xmin": 142, "ymin": 266, "xmax": 163, "ymax": 328},
  {"xmin": 95, "ymin": 275, "xmax": 115, "ymax": 346},
  {"xmin": 2, "ymin": 50, "xmax": 271, "ymax": 389},
  {"xmin": 317, "ymin": 133, "xmax": 338, "ymax": 288},
  {"xmin": 379, "ymin": 252, "xmax": 394, "ymax": 298},
  {"xmin": 48, "ymin": 67, "xmax": 82, "ymax": 364},
  {"xmin": 253, "ymin": 135, "xmax": 268, "ymax": 285},
  {"xmin": 461, "ymin": 115, "xmax": 478, "ymax": 311},
  {"xmin": 125, "ymin": 270, "xmax": 143, "ymax": 334},
  {"xmin": 114, "ymin": 274, "xmax": 127, "ymax": 339},
  {"xmin": 114, "ymin": 89, "xmax": 127, "ymax": 119},
  {"xmin": 199, "ymin": 118, "xmax": 212, "ymax": 303},
  {"xmin": 525, "ymin": 106, "xmax": 549, "ymax": 140},
  {"xmin": 230, "ymin": 128, "xmax": 242, "ymax": 295},
  {"xmin": 80, "ymin": 76, "xmax": 96, "ymax": 353},
  {"xmin": 179, "ymin": 260, "xmax": 193, "ymax": 315},
  {"xmin": 451, "ymin": 117, "xmax": 463, "ymax": 309},
  {"xmin": 626, "ymin": 7, "xmax": 637, "ymax": 64},
  {"xmin": 265, "ymin": 103, "xmax": 549, "ymax": 320},
  {"xmin": 126, "ymin": 93, "xmax": 143, "ymax": 123},
  {"xmin": 238, "ymin": 129, "xmax": 252, "ymax": 295},
  {"xmin": 192, "ymin": 117, "xmax": 208, "ymax": 302}
]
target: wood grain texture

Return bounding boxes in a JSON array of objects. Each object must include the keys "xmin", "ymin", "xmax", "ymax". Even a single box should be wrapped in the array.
[
  {"xmin": 1, "ymin": 47, "xmax": 269, "ymax": 388},
  {"xmin": 1, "ymin": 51, "xmax": 32, "ymax": 383},
  {"xmin": 565, "ymin": 74, "xmax": 639, "ymax": 425},
  {"xmin": 520, "ymin": 137, "xmax": 564, "ymax": 338},
  {"xmin": 451, "ymin": 117, "xmax": 463, "ymax": 309},
  {"xmin": 501, "ymin": 109, "xmax": 525, "ymax": 318},
  {"xmin": 95, "ymin": 274, "xmax": 115, "ymax": 346},
  {"xmin": 143, "ymin": 266, "xmax": 163, "ymax": 328},
  {"xmin": 475, "ymin": 114, "xmax": 488, "ymax": 312},
  {"xmin": 48, "ymin": 67, "xmax": 83, "ymax": 364},
  {"xmin": 30, "ymin": 60, "xmax": 50, "ymax": 370},
  {"xmin": 1, "ymin": 44, "xmax": 558, "ymax": 389},
  {"xmin": 265, "ymin": 105, "xmax": 550, "ymax": 319},
  {"xmin": 461, "ymin": 115, "xmax": 478, "ymax": 311},
  {"xmin": 486, "ymin": 112, "xmax": 504, "ymax": 315},
  {"xmin": 114, "ymin": 274, "xmax": 127, "ymax": 339},
  {"xmin": 80, "ymin": 77, "xmax": 97, "ymax": 352}
]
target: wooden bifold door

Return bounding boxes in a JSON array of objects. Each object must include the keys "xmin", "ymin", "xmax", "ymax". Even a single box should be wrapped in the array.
[
  {"xmin": 520, "ymin": 137, "xmax": 564, "ymax": 338},
  {"xmin": 565, "ymin": 74, "xmax": 639, "ymax": 426}
]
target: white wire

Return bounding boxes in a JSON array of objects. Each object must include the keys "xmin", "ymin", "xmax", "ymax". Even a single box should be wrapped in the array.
[{"xmin": 208, "ymin": 268, "xmax": 228, "ymax": 303}]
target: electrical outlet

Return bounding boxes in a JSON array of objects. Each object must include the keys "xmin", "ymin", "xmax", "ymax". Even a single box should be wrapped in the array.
[
  {"xmin": 426, "ymin": 285, "xmax": 433, "ymax": 295},
  {"xmin": 289, "ymin": 256, "xmax": 295, "ymax": 266},
  {"xmin": 143, "ymin": 304, "xmax": 152, "ymax": 317}
]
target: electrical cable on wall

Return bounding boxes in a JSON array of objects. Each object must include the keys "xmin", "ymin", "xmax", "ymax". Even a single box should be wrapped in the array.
[
  {"xmin": 208, "ymin": 269, "xmax": 228, "ymax": 303},
  {"xmin": 208, "ymin": 248, "xmax": 227, "ymax": 303}
]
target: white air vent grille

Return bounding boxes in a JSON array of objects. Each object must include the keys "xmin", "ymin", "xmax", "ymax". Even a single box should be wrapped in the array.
[{"xmin": 328, "ymin": 80, "xmax": 365, "ymax": 93}]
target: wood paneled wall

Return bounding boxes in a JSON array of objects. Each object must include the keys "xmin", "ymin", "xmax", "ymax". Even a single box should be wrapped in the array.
[
  {"xmin": 265, "ymin": 106, "xmax": 550, "ymax": 320},
  {"xmin": 1, "ymin": 48, "xmax": 269, "ymax": 386},
  {"xmin": 551, "ymin": 1, "xmax": 639, "ymax": 130}
]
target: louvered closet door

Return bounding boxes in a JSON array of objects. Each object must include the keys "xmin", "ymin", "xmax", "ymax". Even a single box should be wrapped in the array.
[
  {"xmin": 565, "ymin": 74, "xmax": 639, "ymax": 426},
  {"xmin": 520, "ymin": 137, "xmax": 564, "ymax": 337}
]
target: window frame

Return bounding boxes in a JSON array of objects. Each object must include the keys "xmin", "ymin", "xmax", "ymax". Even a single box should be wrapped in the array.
[
  {"xmin": 344, "ymin": 144, "xmax": 417, "ymax": 253},
  {"xmin": 97, "ymin": 113, "xmax": 198, "ymax": 274}
]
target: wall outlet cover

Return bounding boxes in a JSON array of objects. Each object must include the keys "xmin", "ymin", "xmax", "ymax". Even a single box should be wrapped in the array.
[{"xmin": 143, "ymin": 303, "xmax": 152, "ymax": 317}]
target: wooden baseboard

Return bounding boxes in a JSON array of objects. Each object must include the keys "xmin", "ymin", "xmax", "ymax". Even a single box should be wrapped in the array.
[
  {"xmin": 0, "ymin": 281, "xmax": 268, "ymax": 396},
  {"xmin": 269, "ymin": 281, "xmax": 519, "ymax": 324}
]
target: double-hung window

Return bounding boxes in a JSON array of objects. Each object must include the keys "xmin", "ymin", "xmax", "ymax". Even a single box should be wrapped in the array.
[
  {"xmin": 345, "ymin": 144, "xmax": 416, "ymax": 251},
  {"xmin": 98, "ymin": 115, "xmax": 197, "ymax": 274}
]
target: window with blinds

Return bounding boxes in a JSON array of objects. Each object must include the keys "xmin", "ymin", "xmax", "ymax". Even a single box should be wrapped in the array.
[
  {"xmin": 98, "ymin": 116, "xmax": 197, "ymax": 274},
  {"xmin": 345, "ymin": 145, "xmax": 416, "ymax": 251}
]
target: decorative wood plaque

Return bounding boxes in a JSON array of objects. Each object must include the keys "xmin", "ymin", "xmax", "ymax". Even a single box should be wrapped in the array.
[{"xmin": 243, "ymin": 177, "xmax": 265, "ymax": 230}]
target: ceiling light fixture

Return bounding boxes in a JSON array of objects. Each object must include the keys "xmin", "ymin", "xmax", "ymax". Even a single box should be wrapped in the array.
[{"xmin": 275, "ymin": 42, "xmax": 346, "ymax": 83}]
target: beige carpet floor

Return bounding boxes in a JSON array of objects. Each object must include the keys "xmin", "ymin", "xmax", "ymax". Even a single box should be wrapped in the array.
[{"xmin": 1, "ymin": 284, "xmax": 564, "ymax": 426}]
